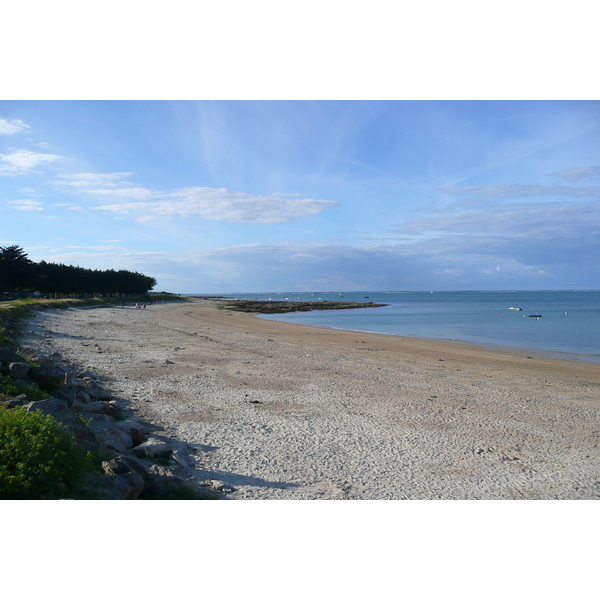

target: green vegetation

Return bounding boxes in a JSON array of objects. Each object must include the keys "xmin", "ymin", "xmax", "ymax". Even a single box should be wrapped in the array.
[
  {"xmin": 0, "ymin": 376, "xmax": 49, "ymax": 402},
  {"xmin": 0, "ymin": 406, "xmax": 97, "ymax": 499}
]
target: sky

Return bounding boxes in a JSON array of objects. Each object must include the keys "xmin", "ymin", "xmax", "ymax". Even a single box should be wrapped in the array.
[{"xmin": 1, "ymin": 100, "xmax": 599, "ymax": 293}]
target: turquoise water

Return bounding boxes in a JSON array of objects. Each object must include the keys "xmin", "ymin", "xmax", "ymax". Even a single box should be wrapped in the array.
[{"xmin": 208, "ymin": 291, "xmax": 600, "ymax": 363}]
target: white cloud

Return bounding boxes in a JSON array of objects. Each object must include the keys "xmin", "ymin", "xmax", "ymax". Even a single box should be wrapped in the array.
[
  {"xmin": 17, "ymin": 187, "xmax": 40, "ymax": 196},
  {"xmin": 0, "ymin": 149, "xmax": 62, "ymax": 174},
  {"xmin": 548, "ymin": 166, "xmax": 600, "ymax": 182},
  {"xmin": 85, "ymin": 186, "xmax": 154, "ymax": 200},
  {"xmin": 55, "ymin": 172, "xmax": 132, "ymax": 187},
  {"xmin": 8, "ymin": 199, "xmax": 44, "ymax": 211},
  {"xmin": 0, "ymin": 118, "xmax": 30, "ymax": 135},
  {"xmin": 135, "ymin": 215, "xmax": 161, "ymax": 222},
  {"xmin": 92, "ymin": 186, "xmax": 339, "ymax": 223}
]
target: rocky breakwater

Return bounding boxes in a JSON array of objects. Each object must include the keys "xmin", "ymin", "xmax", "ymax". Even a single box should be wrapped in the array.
[
  {"xmin": 0, "ymin": 348, "xmax": 222, "ymax": 500},
  {"xmin": 218, "ymin": 299, "xmax": 388, "ymax": 314}
]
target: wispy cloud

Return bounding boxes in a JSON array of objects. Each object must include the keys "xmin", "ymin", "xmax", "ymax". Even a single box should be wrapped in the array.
[
  {"xmin": 0, "ymin": 149, "xmax": 62, "ymax": 175},
  {"xmin": 8, "ymin": 199, "xmax": 44, "ymax": 211},
  {"xmin": 0, "ymin": 118, "xmax": 30, "ymax": 135},
  {"xmin": 92, "ymin": 186, "xmax": 339, "ymax": 224},
  {"xmin": 438, "ymin": 184, "xmax": 600, "ymax": 200},
  {"xmin": 392, "ymin": 200, "xmax": 600, "ymax": 239},
  {"xmin": 17, "ymin": 187, "xmax": 41, "ymax": 196},
  {"xmin": 548, "ymin": 165, "xmax": 600, "ymax": 182},
  {"xmin": 55, "ymin": 171, "xmax": 339, "ymax": 224},
  {"xmin": 55, "ymin": 172, "xmax": 132, "ymax": 187},
  {"xmin": 85, "ymin": 187, "xmax": 155, "ymax": 200}
]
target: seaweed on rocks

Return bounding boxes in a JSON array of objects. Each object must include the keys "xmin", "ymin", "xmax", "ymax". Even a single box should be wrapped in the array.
[{"xmin": 217, "ymin": 300, "xmax": 387, "ymax": 314}]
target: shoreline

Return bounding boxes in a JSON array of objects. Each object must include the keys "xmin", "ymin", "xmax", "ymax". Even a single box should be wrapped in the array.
[
  {"xmin": 18, "ymin": 298, "xmax": 600, "ymax": 499},
  {"xmin": 256, "ymin": 315, "xmax": 600, "ymax": 365}
]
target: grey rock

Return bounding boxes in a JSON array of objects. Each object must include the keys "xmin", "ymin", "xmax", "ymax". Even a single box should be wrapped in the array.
[
  {"xmin": 170, "ymin": 452, "xmax": 191, "ymax": 469},
  {"xmin": 86, "ymin": 384, "xmax": 112, "ymax": 400},
  {"xmin": 8, "ymin": 362, "xmax": 32, "ymax": 378},
  {"xmin": 51, "ymin": 389, "xmax": 75, "ymax": 406},
  {"xmin": 132, "ymin": 437, "xmax": 171, "ymax": 458},
  {"xmin": 25, "ymin": 397, "xmax": 75, "ymax": 425},
  {"xmin": 148, "ymin": 464, "xmax": 177, "ymax": 477},
  {"xmin": 200, "ymin": 479, "xmax": 236, "ymax": 494},
  {"xmin": 103, "ymin": 434, "xmax": 128, "ymax": 454},
  {"xmin": 104, "ymin": 472, "xmax": 145, "ymax": 500},
  {"xmin": 1, "ymin": 394, "xmax": 29, "ymax": 408},
  {"xmin": 107, "ymin": 428, "xmax": 134, "ymax": 450},
  {"xmin": 75, "ymin": 391, "xmax": 91, "ymax": 403},
  {"xmin": 29, "ymin": 365, "xmax": 67, "ymax": 391},
  {"xmin": 110, "ymin": 419, "xmax": 146, "ymax": 445},
  {"xmin": 33, "ymin": 356, "xmax": 54, "ymax": 367},
  {"xmin": 0, "ymin": 349, "xmax": 24, "ymax": 365},
  {"xmin": 77, "ymin": 370, "xmax": 97, "ymax": 379},
  {"xmin": 80, "ymin": 401, "xmax": 106, "ymax": 413},
  {"xmin": 102, "ymin": 455, "xmax": 147, "ymax": 476}
]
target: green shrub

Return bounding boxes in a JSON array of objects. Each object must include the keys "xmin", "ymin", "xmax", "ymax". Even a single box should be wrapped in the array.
[
  {"xmin": 0, "ymin": 327, "xmax": 15, "ymax": 348},
  {"xmin": 0, "ymin": 375, "xmax": 49, "ymax": 402},
  {"xmin": 0, "ymin": 406, "xmax": 96, "ymax": 499}
]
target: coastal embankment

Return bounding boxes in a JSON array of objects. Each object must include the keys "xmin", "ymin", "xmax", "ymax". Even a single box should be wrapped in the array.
[{"xmin": 16, "ymin": 297, "xmax": 600, "ymax": 499}]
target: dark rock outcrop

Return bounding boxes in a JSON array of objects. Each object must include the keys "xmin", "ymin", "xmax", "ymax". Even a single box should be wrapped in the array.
[{"xmin": 218, "ymin": 299, "xmax": 387, "ymax": 314}]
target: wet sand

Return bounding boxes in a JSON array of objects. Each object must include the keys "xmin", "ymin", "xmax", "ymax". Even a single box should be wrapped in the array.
[{"xmin": 19, "ymin": 298, "xmax": 600, "ymax": 499}]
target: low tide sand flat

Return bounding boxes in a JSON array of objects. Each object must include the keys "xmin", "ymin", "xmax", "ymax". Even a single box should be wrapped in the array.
[{"xmin": 18, "ymin": 298, "xmax": 600, "ymax": 499}]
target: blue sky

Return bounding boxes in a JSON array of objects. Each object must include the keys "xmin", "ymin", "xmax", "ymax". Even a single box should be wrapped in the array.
[{"xmin": 1, "ymin": 100, "xmax": 599, "ymax": 292}]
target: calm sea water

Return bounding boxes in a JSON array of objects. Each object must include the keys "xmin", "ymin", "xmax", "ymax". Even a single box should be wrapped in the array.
[{"xmin": 201, "ymin": 291, "xmax": 600, "ymax": 363}]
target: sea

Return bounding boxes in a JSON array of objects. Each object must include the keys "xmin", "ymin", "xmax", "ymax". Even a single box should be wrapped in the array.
[{"xmin": 195, "ymin": 290, "xmax": 600, "ymax": 364}]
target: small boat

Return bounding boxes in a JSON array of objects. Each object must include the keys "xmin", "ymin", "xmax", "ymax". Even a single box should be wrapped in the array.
[
  {"xmin": 525, "ymin": 314, "xmax": 542, "ymax": 318},
  {"xmin": 507, "ymin": 307, "xmax": 522, "ymax": 311}
]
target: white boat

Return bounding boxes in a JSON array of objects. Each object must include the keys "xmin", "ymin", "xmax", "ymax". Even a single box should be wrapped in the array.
[{"xmin": 507, "ymin": 307, "xmax": 522, "ymax": 311}]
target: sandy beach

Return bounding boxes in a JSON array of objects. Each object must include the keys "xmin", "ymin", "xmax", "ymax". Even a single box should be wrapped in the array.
[{"xmin": 18, "ymin": 298, "xmax": 600, "ymax": 499}]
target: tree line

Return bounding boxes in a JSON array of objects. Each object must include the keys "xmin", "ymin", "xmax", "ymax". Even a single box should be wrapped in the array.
[{"xmin": 0, "ymin": 245, "xmax": 157, "ymax": 297}]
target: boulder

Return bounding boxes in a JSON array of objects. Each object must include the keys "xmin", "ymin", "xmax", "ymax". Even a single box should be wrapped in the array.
[
  {"xmin": 103, "ymin": 434, "xmax": 128, "ymax": 454},
  {"xmin": 71, "ymin": 423, "xmax": 109, "ymax": 454},
  {"xmin": 132, "ymin": 437, "xmax": 171, "ymax": 458},
  {"xmin": 25, "ymin": 397, "xmax": 75, "ymax": 425},
  {"xmin": 0, "ymin": 394, "xmax": 29, "ymax": 408},
  {"xmin": 170, "ymin": 451, "xmax": 191, "ymax": 469},
  {"xmin": 86, "ymin": 384, "xmax": 112, "ymax": 400},
  {"xmin": 75, "ymin": 391, "xmax": 91, "ymax": 403},
  {"xmin": 51, "ymin": 389, "xmax": 75, "ymax": 406},
  {"xmin": 0, "ymin": 349, "xmax": 24, "ymax": 365},
  {"xmin": 200, "ymin": 479, "xmax": 236, "ymax": 494},
  {"xmin": 110, "ymin": 419, "xmax": 146, "ymax": 445},
  {"xmin": 148, "ymin": 464, "xmax": 177, "ymax": 477},
  {"xmin": 29, "ymin": 365, "xmax": 67, "ymax": 391},
  {"xmin": 79, "ymin": 401, "xmax": 106, "ymax": 413},
  {"xmin": 33, "ymin": 356, "xmax": 54, "ymax": 367},
  {"xmin": 103, "ymin": 472, "xmax": 145, "ymax": 500},
  {"xmin": 8, "ymin": 362, "xmax": 32, "ymax": 379},
  {"xmin": 102, "ymin": 455, "xmax": 147, "ymax": 476},
  {"xmin": 107, "ymin": 428, "xmax": 134, "ymax": 450}
]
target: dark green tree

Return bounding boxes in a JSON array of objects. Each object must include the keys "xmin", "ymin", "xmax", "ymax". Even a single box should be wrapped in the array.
[{"xmin": 0, "ymin": 245, "xmax": 35, "ymax": 292}]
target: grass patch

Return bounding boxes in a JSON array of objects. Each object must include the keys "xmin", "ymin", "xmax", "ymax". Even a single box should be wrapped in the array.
[{"xmin": 0, "ymin": 375, "xmax": 49, "ymax": 402}]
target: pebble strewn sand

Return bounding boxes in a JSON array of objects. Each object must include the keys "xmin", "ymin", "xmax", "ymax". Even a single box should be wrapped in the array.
[{"xmin": 18, "ymin": 299, "xmax": 600, "ymax": 499}]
